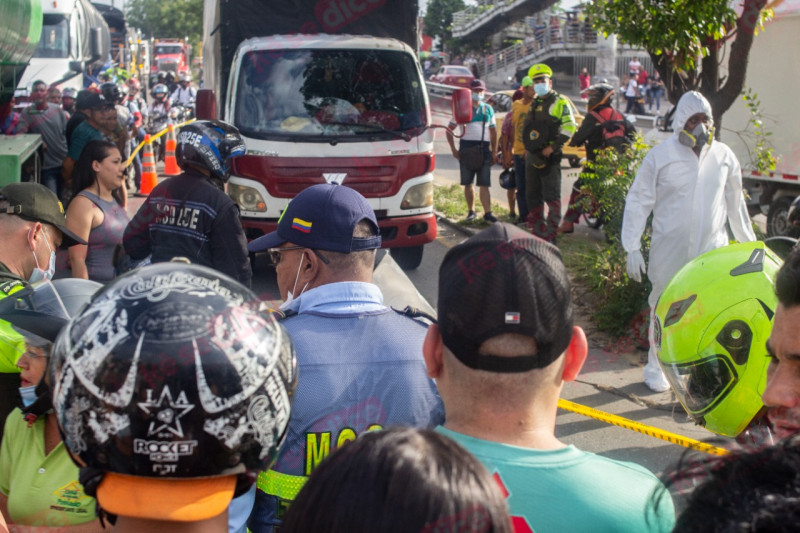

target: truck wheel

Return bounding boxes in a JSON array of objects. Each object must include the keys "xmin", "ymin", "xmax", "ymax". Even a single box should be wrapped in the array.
[
  {"xmin": 767, "ymin": 196, "xmax": 800, "ymax": 238},
  {"xmin": 390, "ymin": 246, "xmax": 424, "ymax": 270}
]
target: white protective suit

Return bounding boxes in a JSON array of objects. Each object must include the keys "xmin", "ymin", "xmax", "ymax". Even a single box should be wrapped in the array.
[{"xmin": 621, "ymin": 91, "xmax": 756, "ymax": 390}]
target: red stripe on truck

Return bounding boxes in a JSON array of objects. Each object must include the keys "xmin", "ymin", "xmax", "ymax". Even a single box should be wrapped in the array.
[{"xmin": 231, "ymin": 153, "xmax": 434, "ymax": 198}]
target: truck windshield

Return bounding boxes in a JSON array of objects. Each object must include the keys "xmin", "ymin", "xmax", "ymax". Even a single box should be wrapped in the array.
[
  {"xmin": 155, "ymin": 45, "xmax": 183, "ymax": 55},
  {"xmin": 34, "ymin": 15, "xmax": 70, "ymax": 59},
  {"xmin": 234, "ymin": 48, "xmax": 427, "ymax": 140}
]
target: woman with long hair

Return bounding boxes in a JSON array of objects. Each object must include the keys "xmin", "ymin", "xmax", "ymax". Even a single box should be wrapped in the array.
[{"xmin": 65, "ymin": 140, "xmax": 129, "ymax": 282}]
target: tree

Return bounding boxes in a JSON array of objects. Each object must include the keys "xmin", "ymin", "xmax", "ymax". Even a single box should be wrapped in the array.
[
  {"xmin": 587, "ymin": 0, "xmax": 773, "ymax": 129},
  {"xmin": 423, "ymin": 0, "xmax": 466, "ymax": 51},
  {"xmin": 126, "ymin": 0, "xmax": 204, "ymax": 44}
]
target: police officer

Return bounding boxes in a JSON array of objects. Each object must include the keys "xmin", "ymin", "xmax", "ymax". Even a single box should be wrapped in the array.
[
  {"xmin": 0, "ymin": 183, "xmax": 85, "ymax": 442},
  {"xmin": 122, "ymin": 120, "xmax": 252, "ymax": 286},
  {"xmin": 522, "ymin": 63, "xmax": 577, "ymax": 243},
  {"xmin": 245, "ymin": 184, "xmax": 444, "ymax": 532}
]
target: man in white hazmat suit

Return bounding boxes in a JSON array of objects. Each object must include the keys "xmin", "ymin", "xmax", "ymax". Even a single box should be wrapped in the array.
[{"xmin": 621, "ymin": 91, "xmax": 756, "ymax": 392}]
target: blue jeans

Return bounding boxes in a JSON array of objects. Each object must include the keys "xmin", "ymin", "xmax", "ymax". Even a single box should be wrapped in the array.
[
  {"xmin": 41, "ymin": 167, "xmax": 63, "ymax": 198},
  {"xmin": 648, "ymin": 88, "xmax": 662, "ymax": 111},
  {"xmin": 513, "ymin": 154, "xmax": 528, "ymax": 221}
]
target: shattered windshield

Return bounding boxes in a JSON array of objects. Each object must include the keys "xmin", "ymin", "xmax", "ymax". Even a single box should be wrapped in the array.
[{"xmin": 234, "ymin": 48, "xmax": 427, "ymax": 141}]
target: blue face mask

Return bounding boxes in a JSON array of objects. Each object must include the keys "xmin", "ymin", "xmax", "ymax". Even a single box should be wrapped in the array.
[
  {"xmin": 19, "ymin": 385, "xmax": 37, "ymax": 408},
  {"xmin": 28, "ymin": 228, "xmax": 56, "ymax": 283},
  {"xmin": 472, "ymin": 92, "xmax": 484, "ymax": 102},
  {"xmin": 534, "ymin": 83, "xmax": 549, "ymax": 97}
]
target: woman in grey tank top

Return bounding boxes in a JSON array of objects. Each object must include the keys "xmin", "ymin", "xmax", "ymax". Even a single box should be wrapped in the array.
[{"xmin": 65, "ymin": 140, "xmax": 130, "ymax": 282}]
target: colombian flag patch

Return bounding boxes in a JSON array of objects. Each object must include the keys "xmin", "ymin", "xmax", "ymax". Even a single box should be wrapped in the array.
[{"xmin": 292, "ymin": 218, "xmax": 312, "ymax": 233}]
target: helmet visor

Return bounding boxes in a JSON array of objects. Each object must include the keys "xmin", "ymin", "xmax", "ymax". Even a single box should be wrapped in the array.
[{"xmin": 663, "ymin": 355, "xmax": 737, "ymax": 415}]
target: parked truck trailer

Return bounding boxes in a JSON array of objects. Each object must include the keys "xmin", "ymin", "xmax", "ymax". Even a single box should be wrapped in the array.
[{"xmin": 200, "ymin": 0, "xmax": 436, "ymax": 269}]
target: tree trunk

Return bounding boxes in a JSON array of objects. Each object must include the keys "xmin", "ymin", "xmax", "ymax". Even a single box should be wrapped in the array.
[{"xmin": 711, "ymin": 0, "xmax": 767, "ymax": 130}]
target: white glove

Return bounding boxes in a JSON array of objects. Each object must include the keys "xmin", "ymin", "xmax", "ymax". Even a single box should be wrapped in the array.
[{"xmin": 626, "ymin": 250, "xmax": 646, "ymax": 282}]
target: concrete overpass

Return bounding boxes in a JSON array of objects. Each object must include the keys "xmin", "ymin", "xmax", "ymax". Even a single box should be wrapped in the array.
[{"xmin": 451, "ymin": 0, "xmax": 559, "ymax": 40}]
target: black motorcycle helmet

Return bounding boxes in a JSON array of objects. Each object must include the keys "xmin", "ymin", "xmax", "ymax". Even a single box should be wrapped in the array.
[
  {"xmin": 50, "ymin": 263, "xmax": 297, "ymax": 520},
  {"xmin": 151, "ymin": 83, "xmax": 168, "ymax": 101},
  {"xmin": 585, "ymin": 82, "xmax": 615, "ymax": 111},
  {"xmin": 100, "ymin": 82, "xmax": 122, "ymax": 104},
  {"xmin": 176, "ymin": 120, "xmax": 246, "ymax": 182}
]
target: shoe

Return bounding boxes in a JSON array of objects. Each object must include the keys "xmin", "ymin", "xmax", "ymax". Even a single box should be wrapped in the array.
[
  {"xmin": 483, "ymin": 212, "xmax": 498, "ymax": 223},
  {"xmin": 465, "ymin": 211, "xmax": 477, "ymax": 221},
  {"xmin": 557, "ymin": 220, "xmax": 575, "ymax": 235},
  {"xmin": 644, "ymin": 378, "xmax": 671, "ymax": 393}
]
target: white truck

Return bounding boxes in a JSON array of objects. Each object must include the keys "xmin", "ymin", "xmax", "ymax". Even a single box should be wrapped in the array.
[
  {"xmin": 199, "ymin": 0, "xmax": 437, "ymax": 269},
  {"xmin": 17, "ymin": 0, "xmax": 110, "ymax": 94},
  {"xmin": 723, "ymin": 1, "xmax": 800, "ymax": 237}
]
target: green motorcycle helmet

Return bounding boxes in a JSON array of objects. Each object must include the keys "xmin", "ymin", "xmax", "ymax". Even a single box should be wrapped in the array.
[{"xmin": 655, "ymin": 241, "xmax": 780, "ymax": 437}]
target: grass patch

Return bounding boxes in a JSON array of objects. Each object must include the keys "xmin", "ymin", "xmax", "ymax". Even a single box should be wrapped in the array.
[
  {"xmin": 556, "ymin": 234, "xmax": 602, "ymax": 277},
  {"xmin": 434, "ymin": 183, "xmax": 515, "ymax": 228}
]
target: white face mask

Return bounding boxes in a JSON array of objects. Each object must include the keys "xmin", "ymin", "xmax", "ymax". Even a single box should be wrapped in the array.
[
  {"xmin": 279, "ymin": 252, "xmax": 310, "ymax": 311},
  {"xmin": 28, "ymin": 227, "xmax": 56, "ymax": 283}
]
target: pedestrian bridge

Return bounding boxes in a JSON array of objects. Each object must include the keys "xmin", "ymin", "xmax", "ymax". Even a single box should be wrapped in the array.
[
  {"xmin": 451, "ymin": 0, "xmax": 557, "ymax": 40},
  {"xmin": 450, "ymin": 2, "xmax": 647, "ymax": 94}
]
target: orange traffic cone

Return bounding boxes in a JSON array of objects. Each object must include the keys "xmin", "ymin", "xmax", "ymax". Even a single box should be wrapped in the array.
[
  {"xmin": 164, "ymin": 124, "xmax": 180, "ymax": 176},
  {"xmin": 139, "ymin": 135, "xmax": 158, "ymax": 196}
]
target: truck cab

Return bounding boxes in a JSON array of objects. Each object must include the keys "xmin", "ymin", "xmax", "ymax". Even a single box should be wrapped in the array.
[
  {"xmin": 18, "ymin": 0, "xmax": 109, "ymax": 94},
  {"xmin": 201, "ymin": 34, "xmax": 437, "ymax": 269}
]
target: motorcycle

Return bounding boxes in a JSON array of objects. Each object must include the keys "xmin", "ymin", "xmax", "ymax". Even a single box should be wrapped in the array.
[{"xmin": 146, "ymin": 112, "xmax": 170, "ymax": 162}]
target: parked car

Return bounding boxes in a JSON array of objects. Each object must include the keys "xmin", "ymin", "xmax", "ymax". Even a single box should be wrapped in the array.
[
  {"xmin": 429, "ymin": 65, "xmax": 476, "ymax": 88},
  {"xmin": 487, "ymin": 90, "xmax": 586, "ymax": 168}
]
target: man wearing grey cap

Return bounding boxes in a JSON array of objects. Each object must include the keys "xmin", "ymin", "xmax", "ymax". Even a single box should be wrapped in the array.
[
  {"xmin": 0, "ymin": 182, "xmax": 86, "ymax": 442},
  {"xmin": 423, "ymin": 223, "xmax": 674, "ymax": 532},
  {"xmin": 246, "ymin": 183, "xmax": 443, "ymax": 531}
]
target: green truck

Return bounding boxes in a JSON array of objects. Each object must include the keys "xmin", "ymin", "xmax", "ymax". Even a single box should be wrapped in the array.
[{"xmin": 0, "ymin": 0, "xmax": 44, "ymax": 186}]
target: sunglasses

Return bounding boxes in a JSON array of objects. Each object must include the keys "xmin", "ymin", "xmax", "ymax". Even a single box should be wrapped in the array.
[{"xmin": 267, "ymin": 246, "xmax": 330, "ymax": 265}]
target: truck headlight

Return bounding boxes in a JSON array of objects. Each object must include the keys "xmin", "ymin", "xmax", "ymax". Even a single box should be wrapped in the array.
[
  {"xmin": 228, "ymin": 183, "xmax": 267, "ymax": 212},
  {"xmin": 401, "ymin": 182, "xmax": 433, "ymax": 209}
]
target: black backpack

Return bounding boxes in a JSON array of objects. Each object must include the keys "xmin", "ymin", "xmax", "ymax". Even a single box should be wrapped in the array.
[{"xmin": 589, "ymin": 107, "xmax": 631, "ymax": 150}]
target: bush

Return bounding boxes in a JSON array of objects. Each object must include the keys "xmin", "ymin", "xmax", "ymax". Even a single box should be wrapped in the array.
[{"xmin": 573, "ymin": 139, "xmax": 653, "ymax": 338}]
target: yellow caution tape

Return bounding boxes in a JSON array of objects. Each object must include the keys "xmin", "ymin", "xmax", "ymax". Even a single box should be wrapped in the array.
[
  {"xmin": 124, "ymin": 118, "xmax": 197, "ymax": 168},
  {"xmin": 557, "ymin": 398, "xmax": 729, "ymax": 456}
]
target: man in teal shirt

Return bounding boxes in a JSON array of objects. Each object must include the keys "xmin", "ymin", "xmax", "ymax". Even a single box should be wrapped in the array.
[{"xmin": 423, "ymin": 223, "xmax": 675, "ymax": 533}]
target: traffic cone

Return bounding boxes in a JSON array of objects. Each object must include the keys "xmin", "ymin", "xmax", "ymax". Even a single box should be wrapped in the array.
[
  {"xmin": 139, "ymin": 135, "xmax": 158, "ymax": 196},
  {"xmin": 164, "ymin": 124, "xmax": 180, "ymax": 176}
]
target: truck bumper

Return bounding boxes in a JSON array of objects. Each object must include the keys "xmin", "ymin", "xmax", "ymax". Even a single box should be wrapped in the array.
[{"xmin": 242, "ymin": 212, "xmax": 437, "ymax": 249}]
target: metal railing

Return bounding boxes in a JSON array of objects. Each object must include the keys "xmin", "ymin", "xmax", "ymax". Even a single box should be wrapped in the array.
[{"xmin": 475, "ymin": 23, "xmax": 598, "ymax": 78}]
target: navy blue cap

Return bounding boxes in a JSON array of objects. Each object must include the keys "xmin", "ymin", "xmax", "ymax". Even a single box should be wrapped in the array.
[{"xmin": 248, "ymin": 184, "xmax": 381, "ymax": 253}]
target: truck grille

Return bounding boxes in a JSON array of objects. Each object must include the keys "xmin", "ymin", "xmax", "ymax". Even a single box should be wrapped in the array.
[{"xmin": 232, "ymin": 154, "xmax": 433, "ymax": 199}]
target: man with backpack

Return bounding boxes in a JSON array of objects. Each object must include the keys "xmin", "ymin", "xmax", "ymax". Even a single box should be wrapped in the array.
[{"xmin": 559, "ymin": 83, "xmax": 636, "ymax": 234}]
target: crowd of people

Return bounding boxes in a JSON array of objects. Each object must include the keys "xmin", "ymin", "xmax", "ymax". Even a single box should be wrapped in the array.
[{"xmin": 0, "ymin": 61, "xmax": 799, "ymax": 533}]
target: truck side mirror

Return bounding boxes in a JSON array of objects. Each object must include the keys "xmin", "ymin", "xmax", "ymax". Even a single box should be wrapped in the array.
[
  {"xmin": 195, "ymin": 89, "xmax": 216, "ymax": 120},
  {"xmin": 90, "ymin": 27, "xmax": 103, "ymax": 61},
  {"xmin": 451, "ymin": 88, "xmax": 473, "ymax": 124}
]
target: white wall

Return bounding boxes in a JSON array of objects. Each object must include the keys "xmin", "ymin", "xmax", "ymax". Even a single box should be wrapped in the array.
[{"xmin": 722, "ymin": 9, "xmax": 800, "ymax": 174}]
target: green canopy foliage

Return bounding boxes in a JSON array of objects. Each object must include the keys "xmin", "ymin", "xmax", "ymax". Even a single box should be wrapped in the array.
[
  {"xmin": 126, "ymin": 0, "xmax": 203, "ymax": 44},
  {"xmin": 423, "ymin": 0, "xmax": 466, "ymax": 47},
  {"xmin": 587, "ymin": 0, "xmax": 772, "ymax": 124}
]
